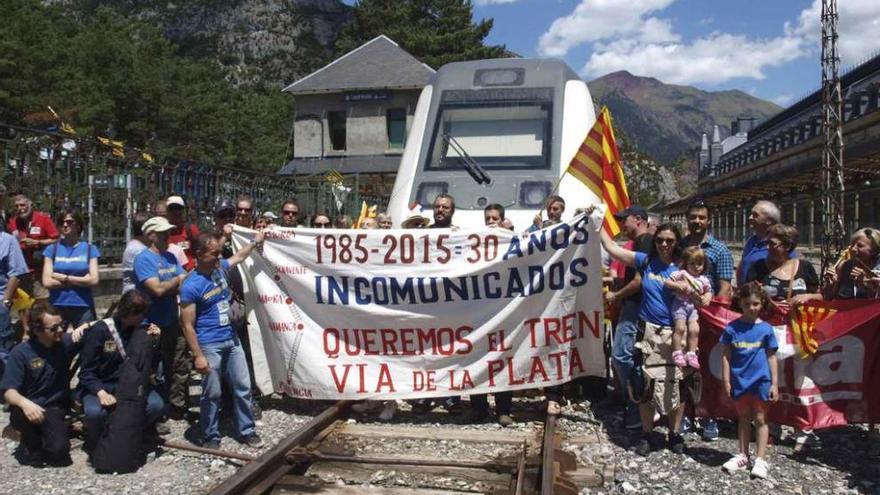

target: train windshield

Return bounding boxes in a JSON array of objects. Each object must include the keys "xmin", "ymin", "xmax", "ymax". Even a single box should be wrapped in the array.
[{"xmin": 425, "ymin": 102, "xmax": 551, "ymax": 171}]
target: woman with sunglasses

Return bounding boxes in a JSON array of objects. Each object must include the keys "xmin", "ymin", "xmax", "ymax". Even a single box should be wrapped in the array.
[
  {"xmin": 311, "ymin": 213, "xmax": 332, "ymax": 228},
  {"xmin": 41, "ymin": 208, "xmax": 100, "ymax": 328},
  {"xmin": 601, "ymin": 222, "xmax": 701, "ymax": 456},
  {"xmin": 744, "ymin": 224, "xmax": 821, "ymax": 310},
  {"xmin": 824, "ymin": 228, "xmax": 880, "ymax": 300}
]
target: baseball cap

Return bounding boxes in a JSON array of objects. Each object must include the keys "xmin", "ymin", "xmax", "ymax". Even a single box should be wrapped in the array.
[
  {"xmin": 142, "ymin": 216, "xmax": 176, "ymax": 234},
  {"xmin": 214, "ymin": 199, "xmax": 235, "ymax": 217},
  {"xmin": 262, "ymin": 211, "xmax": 279, "ymax": 220},
  {"xmin": 167, "ymin": 195, "xmax": 185, "ymax": 208},
  {"xmin": 613, "ymin": 205, "xmax": 648, "ymax": 220}
]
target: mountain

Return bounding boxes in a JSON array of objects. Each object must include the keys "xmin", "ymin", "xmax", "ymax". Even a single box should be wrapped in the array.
[
  {"xmin": 588, "ymin": 71, "xmax": 782, "ymax": 166},
  {"xmin": 56, "ymin": 0, "xmax": 351, "ymax": 87}
]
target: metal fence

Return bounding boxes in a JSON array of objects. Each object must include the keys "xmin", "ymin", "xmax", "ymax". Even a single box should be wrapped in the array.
[{"xmin": 0, "ymin": 124, "xmax": 366, "ymax": 263}]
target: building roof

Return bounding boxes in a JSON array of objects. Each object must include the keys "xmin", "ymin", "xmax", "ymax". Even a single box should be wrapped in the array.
[
  {"xmin": 279, "ymin": 155, "xmax": 402, "ymax": 176},
  {"xmin": 283, "ymin": 35, "xmax": 435, "ymax": 95}
]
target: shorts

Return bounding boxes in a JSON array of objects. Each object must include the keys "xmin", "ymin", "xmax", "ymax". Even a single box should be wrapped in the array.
[
  {"xmin": 670, "ymin": 298, "xmax": 699, "ymax": 323},
  {"xmin": 19, "ymin": 274, "xmax": 49, "ymax": 300},
  {"xmin": 734, "ymin": 393, "xmax": 767, "ymax": 414}
]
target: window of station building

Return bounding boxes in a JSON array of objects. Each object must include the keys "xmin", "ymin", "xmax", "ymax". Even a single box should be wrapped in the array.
[
  {"xmin": 328, "ymin": 111, "xmax": 347, "ymax": 151},
  {"xmin": 386, "ymin": 108, "xmax": 407, "ymax": 150}
]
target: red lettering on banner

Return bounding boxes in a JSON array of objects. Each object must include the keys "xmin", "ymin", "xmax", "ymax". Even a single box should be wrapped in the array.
[
  {"xmin": 277, "ymin": 379, "xmax": 312, "ymax": 398},
  {"xmin": 412, "ymin": 370, "xmax": 437, "ymax": 391},
  {"xmin": 270, "ymin": 321, "xmax": 302, "ymax": 332},
  {"xmin": 527, "ymin": 311, "xmax": 601, "ymax": 347},
  {"xmin": 376, "ymin": 364, "xmax": 395, "ymax": 392},
  {"xmin": 487, "ymin": 329, "xmax": 512, "ymax": 352},
  {"xmin": 321, "ymin": 326, "xmax": 474, "ymax": 357},
  {"xmin": 529, "ymin": 356, "xmax": 549, "ymax": 382},
  {"xmin": 487, "ymin": 349, "xmax": 584, "ymax": 387},
  {"xmin": 265, "ymin": 230, "xmax": 295, "ymax": 240},
  {"xmin": 259, "ymin": 294, "xmax": 285, "ymax": 304},
  {"xmin": 449, "ymin": 369, "xmax": 474, "ymax": 390},
  {"xmin": 276, "ymin": 265, "xmax": 309, "ymax": 275}
]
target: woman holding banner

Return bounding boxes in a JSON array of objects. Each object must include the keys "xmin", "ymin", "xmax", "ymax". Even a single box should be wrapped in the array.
[
  {"xmin": 601, "ymin": 223, "xmax": 706, "ymax": 456},
  {"xmin": 823, "ymin": 228, "xmax": 880, "ymax": 300},
  {"xmin": 744, "ymin": 224, "xmax": 821, "ymax": 309}
]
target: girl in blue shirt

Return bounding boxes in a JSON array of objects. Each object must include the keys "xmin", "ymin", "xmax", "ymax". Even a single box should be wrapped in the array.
[
  {"xmin": 602, "ymin": 222, "xmax": 706, "ymax": 456},
  {"xmin": 720, "ymin": 282, "xmax": 778, "ymax": 479},
  {"xmin": 41, "ymin": 208, "xmax": 100, "ymax": 328}
]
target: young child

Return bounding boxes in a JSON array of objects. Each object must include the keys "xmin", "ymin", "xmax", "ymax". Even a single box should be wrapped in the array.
[
  {"xmin": 720, "ymin": 282, "xmax": 779, "ymax": 479},
  {"xmin": 665, "ymin": 246, "xmax": 711, "ymax": 369}
]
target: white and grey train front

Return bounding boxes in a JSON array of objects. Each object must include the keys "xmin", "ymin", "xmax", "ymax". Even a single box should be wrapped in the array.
[{"xmin": 388, "ymin": 58, "xmax": 600, "ymax": 230}]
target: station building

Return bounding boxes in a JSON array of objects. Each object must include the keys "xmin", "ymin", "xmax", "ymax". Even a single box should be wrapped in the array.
[
  {"xmin": 661, "ymin": 53, "xmax": 880, "ymax": 247},
  {"xmin": 278, "ymin": 35, "xmax": 435, "ymax": 201}
]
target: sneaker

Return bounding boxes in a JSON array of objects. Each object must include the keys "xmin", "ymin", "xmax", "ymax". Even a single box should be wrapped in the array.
[
  {"xmin": 634, "ymin": 435, "xmax": 651, "ymax": 456},
  {"xmin": 202, "ymin": 439, "xmax": 221, "ymax": 450},
  {"xmin": 242, "ymin": 433, "xmax": 264, "ymax": 448},
  {"xmin": 668, "ymin": 433, "xmax": 685, "ymax": 454},
  {"xmin": 680, "ymin": 415, "xmax": 694, "ymax": 434},
  {"xmin": 722, "ymin": 453, "xmax": 750, "ymax": 473},
  {"xmin": 498, "ymin": 414, "xmax": 514, "ymax": 427},
  {"xmin": 701, "ymin": 419, "xmax": 719, "ymax": 442},
  {"xmin": 672, "ymin": 350, "xmax": 686, "ymax": 367},
  {"xmin": 750, "ymin": 457, "xmax": 769, "ymax": 479},
  {"xmin": 252, "ymin": 401, "xmax": 263, "ymax": 420},
  {"xmin": 378, "ymin": 401, "xmax": 397, "ymax": 422},
  {"xmin": 685, "ymin": 351, "xmax": 701, "ymax": 369}
]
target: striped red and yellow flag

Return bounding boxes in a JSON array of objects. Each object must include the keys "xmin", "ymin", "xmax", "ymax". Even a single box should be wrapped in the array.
[
  {"xmin": 565, "ymin": 107, "xmax": 630, "ymax": 236},
  {"xmin": 790, "ymin": 303, "xmax": 837, "ymax": 358}
]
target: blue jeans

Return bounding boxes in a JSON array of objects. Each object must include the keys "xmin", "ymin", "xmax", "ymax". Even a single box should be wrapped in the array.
[
  {"xmin": 82, "ymin": 389, "xmax": 166, "ymax": 451},
  {"xmin": 200, "ymin": 338, "xmax": 255, "ymax": 443},
  {"xmin": 0, "ymin": 304, "xmax": 13, "ymax": 380},
  {"xmin": 611, "ymin": 301, "xmax": 643, "ymax": 401}
]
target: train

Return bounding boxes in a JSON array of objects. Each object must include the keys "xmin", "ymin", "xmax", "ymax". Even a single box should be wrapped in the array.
[{"xmin": 387, "ymin": 58, "xmax": 601, "ymax": 230}]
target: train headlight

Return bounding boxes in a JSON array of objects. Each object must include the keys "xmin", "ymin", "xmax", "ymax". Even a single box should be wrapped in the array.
[
  {"xmin": 416, "ymin": 182, "xmax": 449, "ymax": 206},
  {"xmin": 519, "ymin": 181, "xmax": 552, "ymax": 207}
]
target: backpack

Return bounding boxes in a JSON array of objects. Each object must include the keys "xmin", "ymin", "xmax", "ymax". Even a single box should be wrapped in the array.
[{"xmin": 91, "ymin": 324, "xmax": 153, "ymax": 474}]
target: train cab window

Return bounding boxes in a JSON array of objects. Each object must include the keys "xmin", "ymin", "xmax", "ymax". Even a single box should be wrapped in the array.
[
  {"xmin": 328, "ymin": 111, "xmax": 347, "ymax": 151},
  {"xmin": 426, "ymin": 103, "xmax": 550, "ymax": 170},
  {"xmin": 387, "ymin": 108, "xmax": 407, "ymax": 150}
]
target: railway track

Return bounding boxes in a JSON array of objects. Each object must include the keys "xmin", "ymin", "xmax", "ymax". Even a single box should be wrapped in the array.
[{"xmin": 205, "ymin": 400, "xmax": 613, "ymax": 495}]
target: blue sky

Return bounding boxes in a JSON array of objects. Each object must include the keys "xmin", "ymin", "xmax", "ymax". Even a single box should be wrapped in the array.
[{"xmin": 343, "ymin": 1, "xmax": 880, "ymax": 107}]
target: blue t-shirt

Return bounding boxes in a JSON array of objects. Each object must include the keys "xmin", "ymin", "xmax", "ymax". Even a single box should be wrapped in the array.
[
  {"xmin": 44, "ymin": 241, "xmax": 100, "ymax": 308},
  {"xmin": 0, "ymin": 335, "xmax": 76, "ymax": 407},
  {"xmin": 180, "ymin": 259, "xmax": 235, "ymax": 345},
  {"xmin": 720, "ymin": 319, "xmax": 778, "ymax": 400},
  {"xmin": 633, "ymin": 251, "xmax": 677, "ymax": 327},
  {"xmin": 0, "ymin": 232, "xmax": 28, "ymax": 295},
  {"xmin": 134, "ymin": 249, "xmax": 183, "ymax": 327}
]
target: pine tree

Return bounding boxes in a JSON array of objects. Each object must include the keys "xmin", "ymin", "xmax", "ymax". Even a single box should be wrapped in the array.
[{"xmin": 334, "ymin": 0, "xmax": 509, "ymax": 69}]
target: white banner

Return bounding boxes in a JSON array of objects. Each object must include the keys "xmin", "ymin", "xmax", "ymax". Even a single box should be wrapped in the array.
[{"xmin": 232, "ymin": 212, "xmax": 606, "ymax": 400}]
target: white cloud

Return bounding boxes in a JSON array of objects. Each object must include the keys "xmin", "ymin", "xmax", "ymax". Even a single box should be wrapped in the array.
[
  {"xmin": 538, "ymin": 0, "xmax": 880, "ymax": 86},
  {"xmin": 537, "ymin": 0, "xmax": 676, "ymax": 57},
  {"xmin": 474, "ymin": 0, "xmax": 519, "ymax": 5}
]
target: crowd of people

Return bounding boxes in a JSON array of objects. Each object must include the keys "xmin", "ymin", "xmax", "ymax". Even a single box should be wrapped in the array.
[{"xmin": 0, "ymin": 188, "xmax": 878, "ymax": 478}]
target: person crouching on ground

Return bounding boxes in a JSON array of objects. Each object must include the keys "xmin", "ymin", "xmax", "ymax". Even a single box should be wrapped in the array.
[
  {"xmin": 78, "ymin": 289, "xmax": 166, "ymax": 454},
  {"xmin": 180, "ymin": 231, "xmax": 265, "ymax": 449},
  {"xmin": 720, "ymin": 282, "xmax": 779, "ymax": 479},
  {"xmin": 0, "ymin": 303, "xmax": 87, "ymax": 466}
]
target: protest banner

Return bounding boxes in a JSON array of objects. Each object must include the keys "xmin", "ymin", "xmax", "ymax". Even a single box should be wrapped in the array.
[
  {"xmin": 231, "ymin": 212, "xmax": 607, "ymax": 400},
  {"xmin": 697, "ymin": 299, "xmax": 880, "ymax": 430}
]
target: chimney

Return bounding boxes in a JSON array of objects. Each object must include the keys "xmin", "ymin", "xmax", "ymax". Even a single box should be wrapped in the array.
[
  {"xmin": 710, "ymin": 125, "xmax": 723, "ymax": 165},
  {"xmin": 699, "ymin": 132, "xmax": 710, "ymax": 171}
]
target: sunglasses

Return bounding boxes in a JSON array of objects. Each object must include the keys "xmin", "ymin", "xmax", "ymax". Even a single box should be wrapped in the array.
[
  {"xmin": 767, "ymin": 239, "xmax": 786, "ymax": 249},
  {"xmin": 282, "ymin": 210, "xmax": 298, "ymax": 216},
  {"xmin": 237, "ymin": 207, "xmax": 252, "ymax": 213},
  {"xmin": 655, "ymin": 238, "xmax": 676, "ymax": 245},
  {"xmin": 313, "ymin": 222, "xmax": 331, "ymax": 228},
  {"xmin": 62, "ymin": 219, "xmax": 77, "ymax": 225},
  {"xmin": 44, "ymin": 323, "xmax": 65, "ymax": 334}
]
